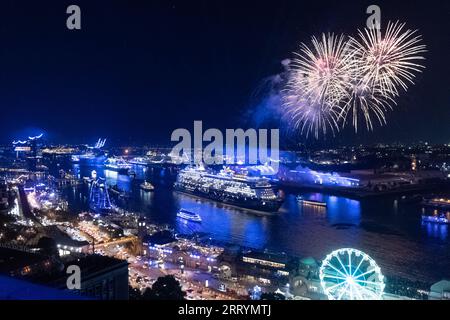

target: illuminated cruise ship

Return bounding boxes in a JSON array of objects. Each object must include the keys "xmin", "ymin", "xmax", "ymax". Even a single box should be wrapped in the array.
[
  {"xmin": 174, "ymin": 166, "xmax": 283, "ymax": 212},
  {"xmin": 71, "ymin": 151, "xmax": 106, "ymax": 163}
]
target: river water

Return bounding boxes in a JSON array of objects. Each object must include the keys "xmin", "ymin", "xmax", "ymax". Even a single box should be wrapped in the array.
[{"xmin": 63, "ymin": 164, "xmax": 450, "ymax": 284}]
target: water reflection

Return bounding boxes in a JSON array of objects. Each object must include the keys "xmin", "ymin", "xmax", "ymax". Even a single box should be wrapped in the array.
[
  {"xmin": 295, "ymin": 193, "xmax": 361, "ymax": 225},
  {"xmin": 423, "ymin": 221, "xmax": 448, "ymax": 240}
]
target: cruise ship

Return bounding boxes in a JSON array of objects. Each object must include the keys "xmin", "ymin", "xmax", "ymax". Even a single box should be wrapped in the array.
[{"xmin": 174, "ymin": 166, "xmax": 283, "ymax": 213}]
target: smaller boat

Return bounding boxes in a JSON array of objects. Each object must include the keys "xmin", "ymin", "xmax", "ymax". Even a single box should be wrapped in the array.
[
  {"xmin": 140, "ymin": 181, "xmax": 154, "ymax": 192},
  {"xmin": 296, "ymin": 195, "xmax": 327, "ymax": 207},
  {"xmin": 177, "ymin": 209, "xmax": 202, "ymax": 222}
]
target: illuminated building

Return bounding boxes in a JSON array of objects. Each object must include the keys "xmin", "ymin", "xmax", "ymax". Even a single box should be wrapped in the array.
[
  {"xmin": 290, "ymin": 257, "xmax": 325, "ymax": 299},
  {"xmin": 142, "ymin": 230, "xmax": 177, "ymax": 260},
  {"xmin": 12, "ymin": 133, "xmax": 44, "ymax": 171},
  {"xmin": 411, "ymin": 155, "xmax": 417, "ymax": 171},
  {"xmin": 41, "ymin": 147, "xmax": 78, "ymax": 155},
  {"xmin": 280, "ymin": 164, "xmax": 447, "ymax": 194},
  {"xmin": 237, "ymin": 250, "xmax": 292, "ymax": 285},
  {"xmin": 218, "ymin": 248, "xmax": 294, "ymax": 287}
]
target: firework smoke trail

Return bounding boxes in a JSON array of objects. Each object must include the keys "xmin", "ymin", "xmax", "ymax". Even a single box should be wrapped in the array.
[
  {"xmin": 342, "ymin": 21, "xmax": 426, "ymax": 132},
  {"xmin": 283, "ymin": 33, "xmax": 355, "ymax": 139}
]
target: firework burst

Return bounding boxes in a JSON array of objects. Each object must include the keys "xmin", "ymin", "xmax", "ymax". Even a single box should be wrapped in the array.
[
  {"xmin": 341, "ymin": 21, "xmax": 427, "ymax": 131},
  {"xmin": 351, "ymin": 21, "xmax": 426, "ymax": 96}
]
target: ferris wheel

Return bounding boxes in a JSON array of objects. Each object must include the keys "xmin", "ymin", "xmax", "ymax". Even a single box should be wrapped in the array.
[{"xmin": 319, "ymin": 248, "xmax": 385, "ymax": 300}]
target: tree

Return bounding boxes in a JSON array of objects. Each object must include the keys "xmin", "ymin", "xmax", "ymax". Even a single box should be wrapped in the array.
[
  {"xmin": 128, "ymin": 286, "xmax": 142, "ymax": 300},
  {"xmin": 142, "ymin": 275, "xmax": 186, "ymax": 300}
]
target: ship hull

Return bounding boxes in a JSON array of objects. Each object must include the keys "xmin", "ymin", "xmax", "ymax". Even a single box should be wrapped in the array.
[{"xmin": 174, "ymin": 185, "xmax": 283, "ymax": 213}]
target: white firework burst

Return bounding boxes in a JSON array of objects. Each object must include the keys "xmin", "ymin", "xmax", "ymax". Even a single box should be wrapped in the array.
[
  {"xmin": 283, "ymin": 33, "xmax": 355, "ymax": 139},
  {"xmin": 351, "ymin": 21, "xmax": 426, "ymax": 96},
  {"xmin": 283, "ymin": 22, "xmax": 426, "ymax": 137},
  {"xmin": 341, "ymin": 21, "xmax": 427, "ymax": 131}
]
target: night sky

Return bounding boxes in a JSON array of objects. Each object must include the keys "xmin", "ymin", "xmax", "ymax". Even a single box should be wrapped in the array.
[{"xmin": 0, "ymin": 0, "xmax": 449, "ymax": 146}]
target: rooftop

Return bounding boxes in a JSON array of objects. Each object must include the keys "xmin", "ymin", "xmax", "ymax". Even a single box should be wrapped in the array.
[
  {"xmin": 0, "ymin": 275, "xmax": 87, "ymax": 300},
  {"xmin": 143, "ymin": 230, "xmax": 176, "ymax": 246}
]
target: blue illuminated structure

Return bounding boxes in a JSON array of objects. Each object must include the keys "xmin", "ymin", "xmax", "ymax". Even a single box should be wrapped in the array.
[
  {"xmin": 250, "ymin": 285, "xmax": 262, "ymax": 300},
  {"xmin": 94, "ymin": 138, "xmax": 107, "ymax": 149},
  {"xmin": 12, "ymin": 140, "xmax": 28, "ymax": 145},
  {"xmin": 28, "ymin": 133, "xmax": 44, "ymax": 140},
  {"xmin": 287, "ymin": 166, "xmax": 360, "ymax": 187},
  {"xmin": 12, "ymin": 133, "xmax": 44, "ymax": 145}
]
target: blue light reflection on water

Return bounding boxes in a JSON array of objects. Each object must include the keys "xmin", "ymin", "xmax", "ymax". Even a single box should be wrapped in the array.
[{"xmin": 173, "ymin": 194, "xmax": 270, "ymax": 249}]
